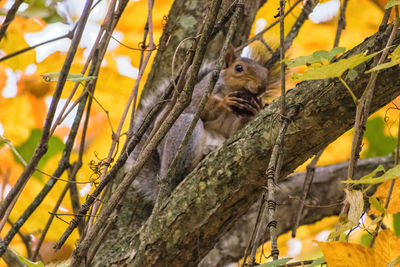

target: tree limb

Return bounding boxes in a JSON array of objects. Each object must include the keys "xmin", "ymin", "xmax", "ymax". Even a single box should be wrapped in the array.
[
  {"xmin": 200, "ymin": 156, "xmax": 393, "ymax": 266},
  {"xmin": 123, "ymin": 24, "xmax": 400, "ymax": 266}
]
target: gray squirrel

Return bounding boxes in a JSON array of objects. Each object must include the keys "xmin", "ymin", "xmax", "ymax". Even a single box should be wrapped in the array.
[{"xmin": 127, "ymin": 45, "xmax": 276, "ymax": 204}]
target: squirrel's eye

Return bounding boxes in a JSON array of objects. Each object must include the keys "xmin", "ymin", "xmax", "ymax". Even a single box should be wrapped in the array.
[{"xmin": 234, "ymin": 64, "xmax": 243, "ymax": 73}]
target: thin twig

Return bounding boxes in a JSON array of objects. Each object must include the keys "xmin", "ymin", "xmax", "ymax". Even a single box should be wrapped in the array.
[
  {"xmin": 31, "ymin": 182, "xmax": 70, "ymax": 261},
  {"xmin": 380, "ymin": 7, "xmax": 392, "ymax": 28},
  {"xmin": 0, "ymin": 0, "xmax": 95, "ymax": 222},
  {"xmin": 370, "ymin": 84, "xmax": 400, "ymax": 247},
  {"xmin": 248, "ymin": 2, "xmax": 290, "ymax": 264},
  {"xmin": 209, "ymin": 0, "xmax": 240, "ymax": 40},
  {"xmin": 292, "ymin": 148, "xmax": 325, "ymax": 237},
  {"xmin": 0, "ymin": 37, "xmax": 102, "ymax": 258},
  {"xmin": 241, "ymin": 195, "xmax": 266, "ymax": 267},
  {"xmin": 86, "ymin": 201, "xmax": 122, "ymax": 265},
  {"xmin": 265, "ymin": 0, "xmax": 319, "ymax": 68},
  {"xmin": 338, "ymin": 13, "xmax": 399, "ymax": 242},
  {"xmin": 128, "ymin": 20, "xmax": 150, "ymax": 132},
  {"xmin": 55, "ymin": 69, "xmax": 175, "ymax": 249},
  {"xmin": 0, "ymin": 0, "xmax": 24, "ymax": 42},
  {"xmin": 0, "ymin": 31, "xmax": 74, "ymax": 62},
  {"xmin": 333, "ymin": 0, "xmax": 349, "ymax": 47},
  {"xmin": 236, "ymin": 0, "xmax": 302, "ymax": 52},
  {"xmin": 86, "ymin": 0, "xmax": 154, "ymax": 232}
]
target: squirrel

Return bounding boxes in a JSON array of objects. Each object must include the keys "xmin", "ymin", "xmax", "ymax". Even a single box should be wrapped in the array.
[{"xmin": 127, "ymin": 44, "xmax": 277, "ymax": 204}]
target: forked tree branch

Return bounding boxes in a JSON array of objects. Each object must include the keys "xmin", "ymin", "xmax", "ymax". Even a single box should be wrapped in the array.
[{"xmin": 116, "ymin": 24, "xmax": 400, "ymax": 266}]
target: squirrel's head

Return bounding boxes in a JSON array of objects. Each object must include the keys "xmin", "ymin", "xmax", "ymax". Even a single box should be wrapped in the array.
[{"xmin": 221, "ymin": 45, "xmax": 269, "ymax": 96}]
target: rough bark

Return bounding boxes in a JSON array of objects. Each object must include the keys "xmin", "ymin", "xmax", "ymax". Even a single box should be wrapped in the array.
[
  {"xmin": 124, "ymin": 25, "xmax": 400, "ymax": 266},
  {"xmin": 199, "ymin": 156, "xmax": 394, "ymax": 267}
]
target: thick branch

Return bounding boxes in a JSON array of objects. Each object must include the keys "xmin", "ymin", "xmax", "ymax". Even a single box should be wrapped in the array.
[
  {"xmin": 200, "ymin": 156, "xmax": 393, "ymax": 266},
  {"xmin": 125, "ymin": 25, "xmax": 400, "ymax": 266}
]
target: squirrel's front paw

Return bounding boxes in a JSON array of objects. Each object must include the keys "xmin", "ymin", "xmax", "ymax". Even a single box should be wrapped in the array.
[{"xmin": 225, "ymin": 90, "xmax": 262, "ymax": 116}]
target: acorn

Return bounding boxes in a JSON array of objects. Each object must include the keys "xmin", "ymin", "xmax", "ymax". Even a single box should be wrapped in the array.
[{"xmin": 229, "ymin": 88, "xmax": 261, "ymax": 117}]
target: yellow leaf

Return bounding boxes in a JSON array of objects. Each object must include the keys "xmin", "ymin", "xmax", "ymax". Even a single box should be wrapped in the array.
[
  {"xmin": 290, "ymin": 52, "xmax": 379, "ymax": 82},
  {"xmin": 374, "ymin": 179, "xmax": 400, "ymax": 214},
  {"xmin": 316, "ymin": 241, "xmax": 378, "ymax": 267},
  {"xmin": 317, "ymin": 229, "xmax": 400, "ymax": 267},
  {"xmin": 0, "ymin": 96, "xmax": 35, "ymax": 145},
  {"xmin": 374, "ymin": 229, "xmax": 400, "ymax": 264}
]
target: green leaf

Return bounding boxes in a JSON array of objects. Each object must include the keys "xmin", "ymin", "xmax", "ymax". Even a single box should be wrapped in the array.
[
  {"xmin": 12, "ymin": 248, "xmax": 45, "ymax": 267},
  {"xmin": 13, "ymin": 129, "xmax": 65, "ymax": 181},
  {"xmin": 328, "ymin": 221, "xmax": 355, "ymax": 240},
  {"xmin": 343, "ymin": 164, "xmax": 400, "ymax": 185},
  {"xmin": 284, "ymin": 47, "xmax": 345, "ymax": 68},
  {"xmin": 362, "ymin": 117, "xmax": 397, "ymax": 158},
  {"xmin": 291, "ymin": 52, "xmax": 379, "ymax": 82},
  {"xmin": 369, "ymin": 196, "xmax": 386, "ymax": 214},
  {"xmin": 366, "ymin": 44, "xmax": 400, "ymax": 73},
  {"xmin": 258, "ymin": 258, "xmax": 293, "ymax": 267},
  {"xmin": 19, "ymin": 0, "xmax": 63, "ymax": 22},
  {"xmin": 342, "ymin": 165, "xmax": 385, "ymax": 184},
  {"xmin": 385, "ymin": 0, "xmax": 400, "ymax": 9},
  {"xmin": 347, "ymin": 69, "xmax": 359, "ymax": 81},
  {"xmin": 309, "ymin": 256, "xmax": 325, "ymax": 267},
  {"xmin": 360, "ymin": 233, "xmax": 373, "ymax": 246},
  {"xmin": 42, "ymin": 72, "xmax": 97, "ymax": 83}
]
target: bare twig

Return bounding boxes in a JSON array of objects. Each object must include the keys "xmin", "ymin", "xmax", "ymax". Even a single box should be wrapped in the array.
[
  {"xmin": 236, "ymin": 0, "xmax": 302, "ymax": 52},
  {"xmin": 292, "ymin": 148, "xmax": 325, "ymax": 237},
  {"xmin": 370, "ymin": 89, "xmax": 400, "ymax": 247},
  {"xmin": 86, "ymin": 201, "xmax": 122, "ymax": 265},
  {"xmin": 0, "ymin": 0, "xmax": 95, "ymax": 221},
  {"xmin": 337, "ymin": 12, "xmax": 399, "ymax": 242},
  {"xmin": 55, "ymin": 71, "xmax": 175, "ymax": 249},
  {"xmin": 85, "ymin": 0, "xmax": 152, "ymax": 232},
  {"xmin": 0, "ymin": 31, "xmax": 74, "ymax": 62},
  {"xmin": 333, "ymin": 0, "xmax": 349, "ymax": 47},
  {"xmin": 0, "ymin": 69, "xmax": 95, "ymax": 257},
  {"xmin": 0, "ymin": 0, "xmax": 24, "ymax": 42},
  {"xmin": 265, "ymin": 0, "xmax": 318, "ymax": 68},
  {"xmin": 380, "ymin": 7, "xmax": 392, "ymax": 28},
  {"xmin": 209, "ymin": 0, "xmax": 240, "ymax": 40},
  {"xmin": 31, "ymin": 182, "xmax": 70, "ymax": 261},
  {"xmin": 247, "ymin": 2, "xmax": 290, "ymax": 264}
]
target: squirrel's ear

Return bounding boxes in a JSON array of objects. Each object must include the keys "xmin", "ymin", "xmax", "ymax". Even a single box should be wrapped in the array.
[{"xmin": 224, "ymin": 44, "xmax": 237, "ymax": 68}]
